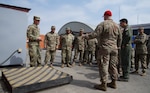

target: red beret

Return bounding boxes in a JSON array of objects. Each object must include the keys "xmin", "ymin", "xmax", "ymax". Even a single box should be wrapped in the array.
[{"xmin": 104, "ymin": 10, "xmax": 112, "ymax": 16}]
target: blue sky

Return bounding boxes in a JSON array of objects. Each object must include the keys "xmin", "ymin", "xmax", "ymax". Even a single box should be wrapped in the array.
[{"xmin": 0, "ymin": 0, "xmax": 150, "ymax": 34}]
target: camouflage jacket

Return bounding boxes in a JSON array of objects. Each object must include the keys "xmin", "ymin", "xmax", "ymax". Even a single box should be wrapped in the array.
[
  {"xmin": 87, "ymin": 38, "xmax": 98, "ymax": 51},
  {"xmin": 61, "ymin": 33, "xmax": 74, "ymax": 50},
  {"xmin": 88, "ymin": 19, "xmax": 122, "ymax": 51},
  {"xmin": 134, "ymin": 33, "xmax": 148, "ymax": 54},
  {"xmin": 147, "ymin": 36, "xmax": 150, "ymax": 54},
  {"xmin": 76, "ymin": 35, "xmax": 85, "ymax": 51},
  {"xmin": 27, "ymin": 24, "xmax": 40, "ymax": 45},
  {"xmin": 44, "ymin": 32, "xmax": 59, "ymax": 51}
]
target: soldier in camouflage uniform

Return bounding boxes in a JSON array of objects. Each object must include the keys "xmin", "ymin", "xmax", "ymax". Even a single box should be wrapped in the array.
[
  {"xmin": 27, "ymin": 16, "xmax": 42, "ymax": 67},
  {"xmin": 61, "ymin": 27, "xmax": 74, "ymax": 68},
  {"xmin": 132, "ymin": 27, "xmax": 148, "ymax": 76},
  {"xmin": 119, "ymin": 18, "xmax": 132, "ymax": 82},
  {"xmin": 83, "ymin": 35, "xmax": 89, "ymax": 64},
  {"xmin": 147, "ymin": 35, "xmax": 150, "ymax": 68},
  {"xmin": 87, "ymin": 38, "xmax": 98, "ymax": 65},
  {"xmin": 44, "ymin": 26, "xmax": 59, "ymax": 67},
  {"xmin": 85, "ymin": 10, "xmax": 122, "ymax": 91},
  {"xmin": 70, "ymin": 30, "xmax": 75, "ymax": 64},
  {"xmin": 73, "ymin": 28, "xmax": 85, "ymax": 66}
]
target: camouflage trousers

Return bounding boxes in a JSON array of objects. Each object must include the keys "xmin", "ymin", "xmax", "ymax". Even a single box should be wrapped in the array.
[
  {"xmin": 97, "ymin": 48, "xmax": 118, "ymax": 83},
  {"xmin": 61, "ymin": 49, "xmax": 72, "ymax": 64},
  {"xmin": 147, "ymin": 54, "xmax": 150, "ymax": 68},
  {"xmin": 73, "ymin": 49, "xmax": 84, "ymax": 62},
  {"xmin": 135, "ymin": 54, "xmax": 147, "ymax": 72},
  {"xmin": 88, "ymin": 50, "xmax": 95, "ymax": 63},
  {"xmin": 44, "ymin": 49, "xmax": 56, "ymax": 65},
  {"xmin": 83, "ymin": 50, "xmax": 89, "ymax": 62},
  {"xmin": 28, "ymin": 44, "xmax": 41, "ymax": 67},
  {"xmin": 131, "ymin": 48, "xmax": 135, "ymax": 68}
]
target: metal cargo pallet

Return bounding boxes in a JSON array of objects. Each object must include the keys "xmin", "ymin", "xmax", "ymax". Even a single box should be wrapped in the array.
[{"xmin": 1, "ymin": 66, "xmax": 73, "ymax": 93}]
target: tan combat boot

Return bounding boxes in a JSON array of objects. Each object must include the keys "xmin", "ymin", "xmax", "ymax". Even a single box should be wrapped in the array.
[
  {"xmin": 94, "ymin": 82, "xmax": 107, "ymax": 91},
  {"xmin": 61, "ymin": 64, "xmax": 64, "ymax": 68},
  {"xmin": 140, "ymin": 72, "xmax": 146, "ymax": 76},
  {"xmin": 140, "ymin": 70, "xmax": 146, "ymax": 76},
  {"xmin": 72, "ymin": 62, "xmax": 75, "ymax": 66},
  {"xmin": 107, "ymin": 80, "xmax": 117, "ymax": 89},
  {"xmin": 131, "ymin": 70, "xmax": 139, "ymax": 74},
  {"xmin": 67, "ymin": 64, "xmax": 72, "ymax": 68},
  {"xmin": 50, "ymin": 64, "xmax": 53, "ymax": 67}
]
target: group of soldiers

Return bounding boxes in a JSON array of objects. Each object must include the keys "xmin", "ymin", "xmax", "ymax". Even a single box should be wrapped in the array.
[
  {"xmin": 27, "ymin": 16, "xmax": 98, "ymax": 68},
  {"xmin": 61, "ymin": 28, "xmax": 98, "ymax": 68},
  {"xmin": 27, "ymin": 10, "xmax": 150, "ymax": 91}
]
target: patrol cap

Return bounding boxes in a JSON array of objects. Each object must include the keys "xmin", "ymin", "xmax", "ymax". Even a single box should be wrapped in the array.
[
  {"xmin": 66, "ymin": 27, "xmax": 71, "ymax": 30},
  {"xmin": 51, "ymin": 26, "xmax": 55, "ymax": 29},
  {"xmin": 80, "ymin": 28, "xmax": 84, "ymax": 32},
  {"xmin": 33, "ymin": 16, "xmax": 40, "ymax": 20},
  {"xmin": 103, "ymin": 10, "xmax": 112, "ymax": 16},
  {"xmin": 120, "ymin": 18, "xmax": 128, "ymax": 24},
  {"xmin": 138, "ymin": 27, "xmax": 144, "ymax": 30}
]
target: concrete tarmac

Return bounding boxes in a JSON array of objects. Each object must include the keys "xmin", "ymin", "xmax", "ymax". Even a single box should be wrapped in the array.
[{"xmin": 0, "ymin": 50, "xmax": 150, "ymax": 93}]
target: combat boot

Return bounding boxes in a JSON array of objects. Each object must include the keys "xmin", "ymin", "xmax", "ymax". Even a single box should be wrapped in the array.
[
  {"xmin": 107, "ymin": 80, "xmax": 117, "ymax": 89},
  {"xmin": 50, "ymin": 64, "xmax": 53, "ymax": 67},
  {"xmin": 94, "ymin": 82, "xmax": 107, "ymax": 91},
  {"xmin": 61, "ymin": 64, "xmax": 64, "ymax": 68},
  {"xmin": 79, "ymin": 63, "xmax": 82, "ymax": 66},
  {"xmin": 140, "ymin": 70, "xmax": 146, "ymax": 76},
  {"xmin": 140, "ymin": 72, "xmax": 146, "ymax": 76},
  {"xmin": 89, "ymin": 62, "xmax": 92, "ymax": 66},
  {"xmin": 67, "ymin": 64, "xmax": 72, "ymax": 68},
  {"xmin": 131, "ymin": 70, "xmax": 139, "ymax": 74},
  {"xmin": 72, "ymin": 62, "xmax": 75, "ymax": 66}
]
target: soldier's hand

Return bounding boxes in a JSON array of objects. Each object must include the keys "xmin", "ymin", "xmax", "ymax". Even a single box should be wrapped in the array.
[
  {"xmin": 55, "ymin": 46, "xmax": 58, "ymax": 50},
  {"xmin": 118, "ymin": 47, "xmax": 121, "ymax": 50},
  {"xmin": 82, "ymin": 35, "xmax": 89, "ymax": 39}
]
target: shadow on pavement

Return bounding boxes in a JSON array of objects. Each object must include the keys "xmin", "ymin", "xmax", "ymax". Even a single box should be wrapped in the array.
[{"xmin": 70, "ymin": 79, "xmax": 96, "ymax": 90}]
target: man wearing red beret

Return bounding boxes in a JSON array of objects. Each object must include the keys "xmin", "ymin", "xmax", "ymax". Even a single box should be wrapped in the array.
[{"xmin": 84, "ymin": 10, "xmax": 122, "ymax": 91}]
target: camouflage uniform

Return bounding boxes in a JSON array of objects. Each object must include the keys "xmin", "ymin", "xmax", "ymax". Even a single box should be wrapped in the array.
[
  {"xmin": 134, "ymin": 27, "xmax": 148, "ymax": 74},
  {"xmin": 73, "ymin": 29, "xmax": 85, "ymax": 66},
  {"xmin": 87, "ymin": 19, "xmax": 122, "ymax": 84},
  {"xmin": 27, "ymin": 16, "xmax": 41, "ymax": 67},
  {"xmin": 44, "ymin": 26, "xmax": 59, "ymax": 66},
  {"xmin": 83, "ymin": 38, "xmax": 89, "ymax": 64},
  {"xmin": 87, "ymin": 38, "xmax": 98, "ymax": 65},
  {"xmin": 147, "ymin": 36, "xmax": 150, "ymax": 68},
  {"xmin": 70, "ymin": 32, "xmax": 75, "ymax": 64},
  {"xmin": 73, "ymin": 36, "xmax": 78, "ymax": 63},
  {"xmin": 61, "ymin": 27, "xmax": 74, "ymax": 67}
]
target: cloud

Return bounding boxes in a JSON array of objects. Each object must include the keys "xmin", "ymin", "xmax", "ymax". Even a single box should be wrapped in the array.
[
  {"xmin": 1, "ymin": 0, "xmax": 150, "ymax": 34},
  {"xmin": 85, "ymin": 0, "xmax": 123, "ymax": 13},
  {"xmin": 28, "ymin": 4, "xmax": 89, "ymax": 34},
  {"xmin": 85, "ymin": 0, "xmax": 150, "ymax": 25}
]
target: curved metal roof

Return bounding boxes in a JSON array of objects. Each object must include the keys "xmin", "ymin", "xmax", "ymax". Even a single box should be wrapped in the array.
[{"xmin": 58, "ymin": 21, "xmax": 94, "ymax": 35}]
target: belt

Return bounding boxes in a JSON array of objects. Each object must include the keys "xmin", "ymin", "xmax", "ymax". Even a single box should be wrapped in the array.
[{"xmin": 29, "ymin": 40, "xmax": 38, "ymax": 42}]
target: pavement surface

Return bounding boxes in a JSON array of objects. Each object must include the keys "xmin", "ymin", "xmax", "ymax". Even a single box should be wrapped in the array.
[{"xmin": 0, "ymin": 50, "xmax": 150, "ymax": 93}]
